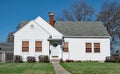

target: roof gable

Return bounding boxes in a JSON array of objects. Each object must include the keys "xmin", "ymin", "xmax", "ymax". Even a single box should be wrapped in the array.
[
  {"xmin": 34, "ymin": 16, "xmax": 63, "ymax": 38},
  {"xmin": 14, "ymin": 20, "xmax": 50, "ymax": 36},
  {"xmin": 14, "ymin": 16, "xmax": 63, "ymax": 38}
]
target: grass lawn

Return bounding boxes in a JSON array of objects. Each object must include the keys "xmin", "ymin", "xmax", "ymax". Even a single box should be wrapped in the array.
[
  {"xmin": 61, "ymin": 62, "xmax": 120, "ymax": 74},
  {"xmin": 0, "ymin": 63, "xmax": 55, "ymax": 74}
]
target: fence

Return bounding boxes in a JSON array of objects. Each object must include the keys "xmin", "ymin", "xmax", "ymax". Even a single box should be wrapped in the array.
[{"xmin": 0, "ymin": 51, "xmax": 13, "ymax": 63}]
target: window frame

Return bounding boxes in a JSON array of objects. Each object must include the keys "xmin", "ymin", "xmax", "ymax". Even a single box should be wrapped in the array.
[
  {"xmin": 22, "ymin": 41, "xmax": 29, "ymax": 52},
  {"xmin": 35, "ymin": 41, "xmax": 42, "ymax": 52},
  {"xmin": 94, "ymin": 43, "xmax": 100, "ymax": 53},
  {"xmin": 63, "ymin": 42, "xmax": 69, "ymax": 52},
  {"xmin": 86, "ymin": 43, "xmax": 92, "ymax": 53}
]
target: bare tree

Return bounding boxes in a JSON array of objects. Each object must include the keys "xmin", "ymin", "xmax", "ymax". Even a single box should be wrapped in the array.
[
  {"xmin": 7, "ymin": 32, "xmax": 14, "ymax": 42},
  {"xmin": 97, "ymin": 0, "xmax": 120, "ymax": 50},
  {"xmin": 57, "ymin": 0, "xmax": 95, "ymax": 21},
  {"xmin": 7, "ymin": 20, "xmax": 28, "ymax": 43}
]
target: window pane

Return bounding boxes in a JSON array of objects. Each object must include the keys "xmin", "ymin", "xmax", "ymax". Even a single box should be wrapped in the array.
[
  {"xmin": 64, "ymin": 42, "xmax": 68, "ymax": 48},
  {"xmin": 35, "ymin": 41, "xmax": 42, "ymax": 52},
  {"xmin": 86, "ymin": 48, "xmax": 92, "ymax": 52},
  {"xmin": 22, "ymin": 41, "xmax": 29, "ymax": 52},
  {"xmin": 94, "ymin": 43, "xmax": 100, "ymax": 48},
  {"xmin": 86, "ymin": 43, "xmax": 91, "ymax": 48},
  {"xmin": 86, "ymin": 43, "xmax": 92, "ymax": 53},
  {"xmin": 36, "ymin": 41, "xmax": 42, "ymax": 46},
  {"xmin": 64, "ymin": 42, "xmax": 68, "ymax": 52},
  {"xmin": 94, "ymin": 43, "xmax": 100, "ymax": 53},
  {"xmin": 94, "ymin": 48, "xmax": 100, "ymax": 52},
  {"xmin": 22, "ymin": 41, "xmax": 29, "ymax": 47}
]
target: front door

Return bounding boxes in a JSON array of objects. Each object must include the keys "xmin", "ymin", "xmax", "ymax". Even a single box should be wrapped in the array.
[
  {"xmin": 49, "ymin": 41, "xmax": 62, "ymax": 59},
  {"xmin": 51, "ymin": 45, "xmax": 59, "ymax": 58}
]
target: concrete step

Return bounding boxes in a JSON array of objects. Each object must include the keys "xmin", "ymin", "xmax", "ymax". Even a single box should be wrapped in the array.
[{"xmin": 50, "ymin": 59, "xmax": 60, "ymax": 63}]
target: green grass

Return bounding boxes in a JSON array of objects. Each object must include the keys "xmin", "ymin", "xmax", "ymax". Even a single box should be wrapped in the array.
[
  {"xmin": 61, "ymin": 62, "xmax": 120, "ymax": 74},
  {"xmin": 0, "ymin": 63, "xmax": 55, "ymax": 74}
]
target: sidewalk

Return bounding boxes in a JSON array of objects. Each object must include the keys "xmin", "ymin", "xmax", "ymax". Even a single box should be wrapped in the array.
[{"xmin": 52, "ymin": 62, "xmax": 70, "ymax": 74}]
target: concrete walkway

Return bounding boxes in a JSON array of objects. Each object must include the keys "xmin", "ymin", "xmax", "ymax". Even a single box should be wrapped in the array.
[{"xmin": 52, "ymin": 62, "xmax": 70, "ymax": 74}]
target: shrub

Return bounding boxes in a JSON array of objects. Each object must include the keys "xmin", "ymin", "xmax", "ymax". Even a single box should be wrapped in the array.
[
  {"xmin": 105, "ymin": 56, "xmax": 115, "ymax": 62},
  {"xmin": 44, "ymin": 55, "xmax": 49, "ymax": 63},
  {"xmin": 66, "ymin": 59, "xmax": 74, "ymax": 62},
  {"xmin": 27, "ymin": 56, "xmax": 36, "ymax": 63},
  {"xmin": 14, "ymin": 55, "xmax": 23, "ymax": 63},
  {"xmin": 105, "ymin": 56, "xmax": 120, "ymax": 63},
  {"xmin": 38, "ymin": 55, "xmax": 44, "ymax": 62},
  {"xmin": 76, "ymin": 60, "xmax": 82, "ymax": 62},
  {"xmin": 60, "ymin": 59, "xmax": 64, "ymax": 63},
  {"xmin": 38, "ymin": 55, "xmax": 49, "ymax": 63},
  {"xmin": 114, "ymin": 56, "xmax": 120, "ymax": 63}
]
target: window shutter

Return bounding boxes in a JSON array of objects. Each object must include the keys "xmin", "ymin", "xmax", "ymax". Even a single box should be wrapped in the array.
[
  {"xmin": 86, "ymin": 43, "xmax": 92, "ymax": 52},
  {"xmin": 22, "ymin": 41, "xmax": 29, "ymax": 52},
  {"xmin": 64, "ymin": 42, "xmax": 68, "ymax": 52},
  {"xmin": 94, "ymin": 43, "xmax": 100, "ymax": 52},
  {"xmin": 35, "ymin": 41, "xmax": 42, "ymax": 52}
]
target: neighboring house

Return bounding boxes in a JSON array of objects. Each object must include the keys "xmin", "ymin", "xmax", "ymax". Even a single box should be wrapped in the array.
[
  {"xmin": 0, "ymin": 42, "xmax": 13, "ymax": 62},
  {"xmin": 7, "ymin": 32, "xmax": 14, "ymax": 42},
  {"xmin": 14, "ymin": 12, "xmax": 110, "ymax": 62}
]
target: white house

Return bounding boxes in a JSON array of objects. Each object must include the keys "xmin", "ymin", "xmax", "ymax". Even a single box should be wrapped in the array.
[{"xmin": 14, "ymin": 12, "xmax": 110, "ymax": 62}]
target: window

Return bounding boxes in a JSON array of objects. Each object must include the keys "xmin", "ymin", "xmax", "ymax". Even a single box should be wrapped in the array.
[
  {"xmin": 86, "ymin": 43, "xmax": 92, "ymax": 53},
  {"xmin": 22, "ymin": 41, "xmax": 29, "ymax": 52},
  {"xmin": 94, "ymin": 43, "xmax": 100, "ymax": 53},
  {"xmin": 35, "ymin": 41, "xmax": 42, "ymax": 52},
  {"xmin": 64, "ymin": 42, "xmax": 68, "ymax": 52}
]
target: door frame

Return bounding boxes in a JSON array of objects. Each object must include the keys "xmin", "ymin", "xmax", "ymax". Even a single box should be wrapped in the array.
[{"xmin": 48, "ymin": 39, "xmax": 63, "ymax": 60}]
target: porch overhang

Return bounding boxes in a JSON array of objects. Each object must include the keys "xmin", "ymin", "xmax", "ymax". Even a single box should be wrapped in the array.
[{"xmin": 47, "ymin": 38, "xmax": 63, "ymax": 41}]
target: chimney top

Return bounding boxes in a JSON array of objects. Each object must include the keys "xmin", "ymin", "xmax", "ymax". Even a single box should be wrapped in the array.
[
  {"xmin": 49, "ymin": 12, "xmax": 54, "ymax": 15},
  {"xmin": 49, "ymin": 12, "xmax": 54, "ymax": 26}
]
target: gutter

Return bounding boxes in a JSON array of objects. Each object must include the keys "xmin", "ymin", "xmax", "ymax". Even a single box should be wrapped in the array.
[{"xmin": 63, "ymin": 36, "xmax": 111, "ymax": 38}]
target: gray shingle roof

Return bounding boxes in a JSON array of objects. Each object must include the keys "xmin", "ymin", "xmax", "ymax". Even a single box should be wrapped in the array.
[
  {"xmin": 54, "ymin": 21, "xmax": 110, "ymax": 37},
  {"xmin": 0, "ymin": 42, "xmax": 13, "ymax": 51}
]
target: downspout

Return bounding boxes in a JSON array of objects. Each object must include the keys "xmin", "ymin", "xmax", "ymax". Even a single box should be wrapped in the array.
[{"xmin": 48, "ymin": 35, "xmax": 52, "ymax": 61}]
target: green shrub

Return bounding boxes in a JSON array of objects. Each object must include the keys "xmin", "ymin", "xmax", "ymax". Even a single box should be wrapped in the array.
[
  {"xmin": 44, "ymin": 55, "xmax": 49, "ymax": 63},
  {"xmin": 60, "ymin": 59, "xmax": 64, "ymax": 63},
  {"xmin": 105, "ymin": 56, "xmax": 120, "ymax": 63},
  {"xmin": 38, "ymin": 55, "xmax": 44, "ymax": 62},
  {"xmin": 14, "ymin": 55, "xmax": 23, "ymax": 63},
  {"xmin": 38, "ymin": 55, "xmax": 49, "ymax": 63},
  {"xmin": 27, "ymin": 56, "xmax": 36, "ymax": 63}
]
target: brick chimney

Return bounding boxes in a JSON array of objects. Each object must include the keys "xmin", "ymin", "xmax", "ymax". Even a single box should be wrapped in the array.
[{"xmin": 49, "ymin": 12, "xmax": 54, "ymax": 26}]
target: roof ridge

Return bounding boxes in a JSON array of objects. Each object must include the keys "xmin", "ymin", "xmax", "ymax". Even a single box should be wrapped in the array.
[{"xmin": 55, "ymin": 21, "xmax": 102, "ymax": 22}]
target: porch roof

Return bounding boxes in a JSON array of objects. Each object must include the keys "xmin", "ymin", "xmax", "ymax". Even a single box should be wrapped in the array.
[{"xmin": 47, "ymin": 38, "xmax": 63, "ymax": 41}]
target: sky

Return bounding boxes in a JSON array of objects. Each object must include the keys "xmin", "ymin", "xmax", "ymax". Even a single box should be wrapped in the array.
[{"xmin": 0, "ymin": 0, "xmax": 120, "ymax": 42}]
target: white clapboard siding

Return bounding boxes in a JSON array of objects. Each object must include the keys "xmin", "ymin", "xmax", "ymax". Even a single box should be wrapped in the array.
[
  {"xmin": 63, "ymin": 38, "xmax": 110, "ymax": 61},
  {"xmin": 14, "ymin": 20, "xmax": 50, "ymax": 61}
]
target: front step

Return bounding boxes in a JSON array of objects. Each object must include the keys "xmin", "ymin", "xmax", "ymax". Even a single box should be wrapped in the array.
[{"xmin": 50, "ymin": 59, "xmax": 60, "ymax": 63}]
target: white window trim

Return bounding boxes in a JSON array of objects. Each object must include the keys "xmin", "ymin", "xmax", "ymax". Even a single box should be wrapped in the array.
[{"xmin": 85, "ymin": 42, "xmax": 101, "ymax": 53}]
